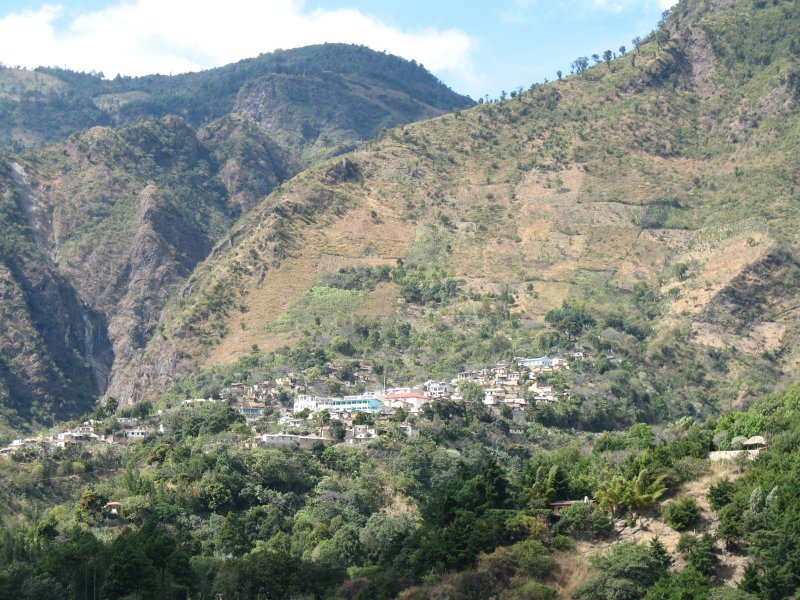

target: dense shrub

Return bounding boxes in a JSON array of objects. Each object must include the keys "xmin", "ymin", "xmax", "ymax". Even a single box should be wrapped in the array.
[
  {"xmin": 556, "ymin": 504, "xmax": 612, "ymax": 538},
  {"xmin": 707, "ymin": 478, "xmax": 736, "ymax": 511},
  {"xmin": 663, "ymin": 496, "xmax": 701, "ymax": 531}
]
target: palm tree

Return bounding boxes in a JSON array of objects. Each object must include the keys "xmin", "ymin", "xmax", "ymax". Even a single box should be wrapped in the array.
[
  {"xmin": 595, "ymin": 469, "xmax": 667, "ymax": 519},
  {"xmin": 625, "ymin": 468, "xmax": 667, "ymax": 517},
  {"xmin": 595, "ymin": 475, "xmax": 628, "ymax": 518}
]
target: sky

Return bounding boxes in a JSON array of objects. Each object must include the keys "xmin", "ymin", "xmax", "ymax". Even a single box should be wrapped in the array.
[{"xmin": 0, "ymin": 0, "xmax": 675, "ymax": 99}]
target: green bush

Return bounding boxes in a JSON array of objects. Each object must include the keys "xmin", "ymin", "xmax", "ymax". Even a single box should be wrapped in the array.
[
  {"xmin": 502, "ymin": 581, "xmax": 558, "ymax": 600},
  {"xmin": 708, "ymin": 478, "xmax": 736, "ymax": 511},
  {"xmin": 663, "ymin": 496, "xmax": 701, "ymax": 531},
  {"xmin": 511, "ymin": 540, "xmax": 556, "ymax": 579},
  {"xmin": 678, "ymin": 533, "xmax": 720, "ymax": 577},
  {"xmin": 556, "ymin": 504, "xmax": 612, "ymax": 538}
]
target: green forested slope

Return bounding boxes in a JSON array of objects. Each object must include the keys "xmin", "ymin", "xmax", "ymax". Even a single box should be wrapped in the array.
[
  {"xmin": 5, "ymin": 370, "xmax": 799, "ymax": 598},
  {"xmin": 0, "ymin": 43, "xmax": 473, "ymax": 156}
]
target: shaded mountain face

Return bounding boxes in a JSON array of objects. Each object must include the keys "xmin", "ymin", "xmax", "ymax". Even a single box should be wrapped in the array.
[
  {"xmin": 0, "ymin": 160, "xmax": 113, "ymax": 425},
  {"xmin": 0, "ymin": 45, "xmax": 473, "ymax": 428},
  {"xmin": 115, "ymin": 0, "xmax": 800, "ymax": 419}
]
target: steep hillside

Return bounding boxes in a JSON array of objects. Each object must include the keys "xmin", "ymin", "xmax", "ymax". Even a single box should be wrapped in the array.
[
  {"xmin": 0, "ymin": 45, "xmax": 473, "ymax": 427},
  {"xmin": 0, "ymin": 160, "xmax": 113, "ymax": 426},
  {"xmin": 121, "ymin": 0, "xmax": 800, "ymax": 419}
]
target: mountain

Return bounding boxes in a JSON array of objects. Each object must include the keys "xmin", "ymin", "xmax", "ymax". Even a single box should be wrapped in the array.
[
  {"xmin": 115, "ymin": 0, "xmax": 800, "ymax": 424},
  {"xmin": 0, "ymin": 44, "xmax": 473, "ymax": 161},
  {"xmin": 0, "ymin": 45, "xmax": 473, "ymax": 428}
]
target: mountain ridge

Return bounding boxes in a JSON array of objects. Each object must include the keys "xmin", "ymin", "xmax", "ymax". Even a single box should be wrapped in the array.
[{"xmin": 0, "ymin": 43, "xmax": 474, "ymax": 157}]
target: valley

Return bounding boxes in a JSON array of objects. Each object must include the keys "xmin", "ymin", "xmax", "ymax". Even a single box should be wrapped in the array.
[{"xmin": 1, "ymin": 0, "xmax": 800, "ymax": 598}]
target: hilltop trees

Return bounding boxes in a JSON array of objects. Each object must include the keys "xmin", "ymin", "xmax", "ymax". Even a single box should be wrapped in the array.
[
  {"xmin": 656, "ymin": 29, "xmax": 671, "ymax": 52},
  {"xmin": 572, "ymin": 56, "xmax": 589, "ymax": 75}
]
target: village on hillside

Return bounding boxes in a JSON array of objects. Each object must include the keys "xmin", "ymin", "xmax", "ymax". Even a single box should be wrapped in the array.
[{"xmin": 0, "ymin": 354, "xmax": 580, "ymax": 455}]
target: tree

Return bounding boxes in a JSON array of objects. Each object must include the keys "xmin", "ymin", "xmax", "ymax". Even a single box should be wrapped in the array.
[
  {"xmin": 642, "ymin": 567, "xmax": 709, "ymax": 600},
  {"xmin": 596, "ymin": 475, "xmax": 628, "ymax": 517},
  {"xmin": 656, "ymin": 29, "xmax": 671, "ymax": 52},
  {"xmin": 603, "ymin": 50, "xmax": 614, "ymax": 70},
  {"xmin": 101, "ymin": 530, "xmax": 158, "ymax": 600},
  {"xmin": 625, "ymin": 469, "xmax": 667, "ymax": 518},
  {"xmin": 528, "ymin": 464, "xmax": 570, "ymax": 505},
  {"xmin": 460, "ymin": 381, "xmax": 484, "ymax": 405},
  {"xmin": 708, "ymin": 478, "xmax": 736, "ymax": 511},
  {"xmin": 77, "ymin": 487, "xmax": 108, "ymax": 523},
  {"xmin": 595, "ymin": 469, "xmax": 666, "ymax": 519},
  {"xmin": 572, "ymin": 57, "xmax": 589, "ymax": 76},
  {"xmin": 632, "ymin": 36, "xmax": 642, "ymax": 55},
  {"xmin": 353, "ymin": 411, "xmax": 373, "ymax": 425},
  {"xmin": 556, "ymin": 70, "xmax": 563, "ymax": 80},
  {"xmin": 557, "ymin": 504, "xmax": 611, "ymax": 538},
  {"xmin": 708, "ymin": 587, "xmax": 758, "ymax": 600},
  {"xmin": 545, "ymin": 303, "xmax": 595, "ymax": 341},
  {"xmin": 649, "ymin": 537, "xmax": 674, "ymax": 571},
  {"xmin": 476, "ymin": 456, "xmax": 508, "ymax": 508},
  {"xmin": 619, "ymin": 45, "xmax": 627, "ymax": 56},
  {"xmin": 628, "ymin": 423, "xmax": 655, "ymax": 449},
  {"xmin": 592, "ymin": 53, "xmax": 601, "ymax": 64},
  {"xmin": 678, "ymin": 533, "xmax": 720, "ymax": 576},
  {"xmin": 329, "ymin": 419, "xmax": 346, "ymax": 442},
  {"xmin": 361, "ymin": 512, "xmax": 417, "ymax": 566},
  {"xmin": 330, "ymin": 335, "xmax": 355, "ymax": 355},
  {"xmin": 575, "ymin": 541, "xmax": 671, "ymax": 600}
]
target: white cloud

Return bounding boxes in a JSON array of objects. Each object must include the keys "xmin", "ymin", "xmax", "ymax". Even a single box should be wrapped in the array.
[
  {"xmin": 589, "ymin": 0, "xmax": 676, "ymax": 11},
  {"xmin": 0, "ymin": 0, "xmax": 476, "ymax": 86},
  {"xmin": 504, "ymin": 0, "xmax": 675, "ymax": 20}
]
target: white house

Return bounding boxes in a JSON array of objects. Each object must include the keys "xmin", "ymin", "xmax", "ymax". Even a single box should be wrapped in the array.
[
  {"xmin": 484, "ymin": 388, "xmax": 505, "ymax": 406},
  {"xmin": 386, "ymin": 391, "xmax": 430, "ymax": 414},
  {"xmin": 426, "ymin": 380, "xmax": 455, "ymax": 398}
]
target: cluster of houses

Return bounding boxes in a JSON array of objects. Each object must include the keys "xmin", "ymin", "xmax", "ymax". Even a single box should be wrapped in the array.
[
  {"xmin": 0, "ymin": 355, "xmax": 576, "ymax": 456},
  {"xmin": 290, "ymin": 355, "xmax": 574, "ymax": 418},
  {"xmin": 0, "ymin": 417, "xmax": 163, "ymax": 457}
]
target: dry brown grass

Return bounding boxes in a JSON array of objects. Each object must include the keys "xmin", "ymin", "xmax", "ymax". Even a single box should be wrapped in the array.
[
  {"xmin": 664, "ymin": 234, "xmax": 773, "ymax": 318},
  {"xmin": 204, "ymin": 186, "xmax": 415, "ymax": 365},
  {"xmin": 552, "ymin": 548, "xmax": 592, "ymax": 600}
]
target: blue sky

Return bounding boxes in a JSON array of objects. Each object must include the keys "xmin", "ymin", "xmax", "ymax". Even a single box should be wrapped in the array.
[{"xmin": 0, "ymin": 0, "xmax": 673, "ymax": 99}]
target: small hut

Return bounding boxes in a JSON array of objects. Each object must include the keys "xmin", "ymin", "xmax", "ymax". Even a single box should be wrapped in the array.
[{"xmin": 742, "ymin": 436, "xmax": 767, "ymax": 451}]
